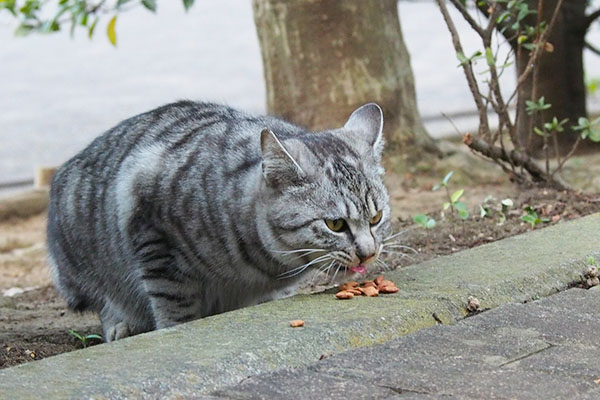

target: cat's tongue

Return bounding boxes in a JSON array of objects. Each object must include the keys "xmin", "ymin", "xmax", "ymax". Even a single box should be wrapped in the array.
[{"xmin": 350, "ymin": 265, "xmax": 367, "ymax": 275}]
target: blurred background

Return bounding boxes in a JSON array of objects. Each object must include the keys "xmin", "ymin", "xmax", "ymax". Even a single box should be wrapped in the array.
[{"xmin": 1, "ymin": 0, "xmax": 599, "ymax": 189}]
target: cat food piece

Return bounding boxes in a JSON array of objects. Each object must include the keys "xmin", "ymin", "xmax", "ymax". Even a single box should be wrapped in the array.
[
  {"xmin": 362, "ymin": 286, "xmax": 379, "ymax": 297},
  {"xmin": 347, "ymin": 288, "xmax": 363, "ymax": 296},
  {"xmin": 290, "ymin": 320, "xmax": 305, "ymax": 328},
  {"xmin": 378, "ymin": 285, "xmax": 399, "ymax": 294},
  {"xmin": 374, "ymin": 275, "xmax": 384, "ymax": 285},
  {"xmin": 378, "ymin": 280, "xmax": 395, "ymax": 288},
  {"xmin": 361, "ymin": 281, "xmax": 377, "ymax": 288},
  {"xmin": 336, "ymin": 291, "xmax": 355, "ymax": 300},
  {"xmin": 339, "ymin": 281, "xmax": 359, "ymax": 291}
]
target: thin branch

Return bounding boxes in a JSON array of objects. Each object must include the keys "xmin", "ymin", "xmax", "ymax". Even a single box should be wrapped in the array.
[
  {"xmin": 436, "ymin": 0, "xmax": 491, "ymax": 139},
  {"xmin": 447, "ymin": 0, "xmax": 485, "ymax": 37},
  {"xmin": 551, "ymin": 136, "xmax": 582, "ymax": 178},
  {"xmin": 585, "ymin": 8, "xmax": 600, "ymax": 30},
  {"xmin": 463, "ymin": 133, "xmax": 570, "ymax": 190},
  {"xmin": 585, "ymin": 41, "xmax": 600, "ymax": 57},
  {"xmin": 513, "ymin": 0, "xmax": 565, "ymax": 98}
]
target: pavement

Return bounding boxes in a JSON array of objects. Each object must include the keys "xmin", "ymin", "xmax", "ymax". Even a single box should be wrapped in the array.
[
  {"xmin": 212, "ymin": 287, "xmax": 600, "ymax": 399},
  {"xmin": 0, "ymin": 213, "xmax": 598, "ymax": 398}
]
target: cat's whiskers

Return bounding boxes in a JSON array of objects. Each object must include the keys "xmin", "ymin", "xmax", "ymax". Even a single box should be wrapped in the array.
[
  {"xmin": 384, "ymin": 230, "xmax": 408, "ymax": 243},
  {"xmin": 311, "ymin": 260, "xmax": 335, "ymax": 284},
  {"xmin": 329, "ymin": 261, "xmax": 343, "ymax": 284},
  {"xmin": 375, "ymin": 258, "xmax": 392, "ymax": 272},
  {"xmin": 277, "ymin": 253, "xmax": 332, "ymax": 279},
  {"xmin": 383, "ymin": 243, "xmax": 418, "ymax": 254},
  {"xmin": 380, "ymin": 249, "xmax": 416, "ymax": 261}
]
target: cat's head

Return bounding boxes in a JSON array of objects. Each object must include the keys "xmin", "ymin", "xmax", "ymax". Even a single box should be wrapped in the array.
[{"xmin": 259, "ymin": 103, "xmax": 392, "ymax": 284}]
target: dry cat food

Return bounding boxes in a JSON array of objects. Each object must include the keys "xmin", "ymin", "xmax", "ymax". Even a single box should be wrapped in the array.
[
  {"xmin": 336, "ymin": 275, "xmax": 399, "ymax": 299},
  {"xmin": 289, "ymin": 320, "xmax": 305, "ymax": 327}
]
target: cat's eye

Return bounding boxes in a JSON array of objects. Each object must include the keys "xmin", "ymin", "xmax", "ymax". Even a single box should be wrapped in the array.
[
  {"xmin": 370, "ymin": 210, "xmax": 383, "ymax": 225},
  {"xmin": 325, "ymin": 219, "xmax": 347, "ymax": 232}
]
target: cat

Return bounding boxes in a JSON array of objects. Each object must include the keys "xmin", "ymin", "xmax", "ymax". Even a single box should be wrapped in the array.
[{"xmin": 47, "ymin": 101, "xmax": 391, "ymax": 341}]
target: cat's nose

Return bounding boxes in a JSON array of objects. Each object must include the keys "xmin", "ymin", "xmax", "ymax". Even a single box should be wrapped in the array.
[{"xmin": 358, "ymin": 252, "xmax": 376, "ymax": 264}]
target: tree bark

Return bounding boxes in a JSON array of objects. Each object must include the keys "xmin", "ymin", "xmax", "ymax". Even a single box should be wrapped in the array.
[
  {"xmin": 252, "ymin": 0, "xmax": 437, "ymax": 155},
  {"xmin": 516, "ymin": 0, "xmax": 600, "ymax": 157}
]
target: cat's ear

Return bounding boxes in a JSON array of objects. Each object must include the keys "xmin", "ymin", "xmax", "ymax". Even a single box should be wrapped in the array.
[
  {"xmin": 343, "ymin": 103, "xmax": 385, "ymax": 160},
  {"xmin": 260, "ymin": 128, "xmax": 305, "ymax": 187}
]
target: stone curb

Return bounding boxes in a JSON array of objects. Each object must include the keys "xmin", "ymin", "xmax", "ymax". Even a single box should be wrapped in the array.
[
  {"xmin": 0, "ymin": 189, "xmax": 48, "ymax": 221},
  {"xmin": 1, "ymin": 214, "xmax": 598, "ymax": 398}
]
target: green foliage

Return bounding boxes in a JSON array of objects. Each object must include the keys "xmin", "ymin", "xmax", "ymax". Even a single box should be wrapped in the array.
[
  {"xmin": 496, "ymin": 0, "xmax": 536, "ymax": 31},
  {"xmin": 456, "ymin": 50, "xmax": 483, "ymax": 67},
  {"xmin": 0, "ymin": 0, "xmax": 196, "ymax": 46},
  {"xmin": 572, "ymin": 116, "xmax": 600, "ymax": 142},
  {"xmin": 587, "ymin": 256, "xmax": 598, "ymax": 267},
  {"xmin": 68, "ymin": 329, "xmax": 103, "ymax": 347},
  {"xmin": 525, "ymin": 96, "xmax": 551, "ymax": 115},
  {"xmin": 433, "ymin": 171, "xmax": 469, "ymax": 220},
  {"xmin": 520, "ymin": 206, "xmax": 550, "ymax": 228},
  {"xmin": 413, "ymin": 214, "xmax": 436, "ymax": 230},
  {"xmin": 479, "ymin": 197, "xmax": 513, "ymax": 224},
  {"xmin": 586, "ymin": 76, "xmax": 600, "ymax": 96}
]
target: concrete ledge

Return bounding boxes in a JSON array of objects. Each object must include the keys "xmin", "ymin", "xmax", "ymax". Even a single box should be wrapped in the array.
[
  {"xmin": 0, "ymin": 189, "xmax": 48, "ymax": 221},
  {"xmin": 1, "ymin": 214, "xmax": 598, "ymax": 398}
]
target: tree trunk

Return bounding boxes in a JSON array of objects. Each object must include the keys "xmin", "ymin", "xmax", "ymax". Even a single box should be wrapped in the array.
[
  {"xmin": 516, "ymin": 0, "xmax": 600, "ymax": 157},
  {"xmin": 252, "ymin": 0, "xmax": 437, "ymax": 155}
]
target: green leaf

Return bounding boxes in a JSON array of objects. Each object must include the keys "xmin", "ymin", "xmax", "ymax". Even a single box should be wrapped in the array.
[
  {"xmin": 107, "ymin": 15, "xmax": 117, "ymax": 46},
  {"xmin": 425, "ymin": 219, "xmax": 436, "ymax": 229},
  {"xmin": 485, "ymin": 47, "xmax": 495, "ymax": 67},
  {"xmin": 456, "ymin": 51, "xmax": 468, "ymax": 65},
  {"xmin": 88, "ymin": 17, "xmax": 98, "ymax": 38},
  {"xmin": 480, "ymin": 205, "xmax": 490, "ymax": 218},
  {"xmin": 443, "ymin": 202, "xmax": 451, "ymax": 210},
  {"xmin": 413, "ymin": 214, "xmax": 428, "ymax": 226},
  {"xmin": 68, "ymin": 329, "xmax": 84, "ymax": 341},
  {"xmin": 454, "ymin": 201, "xmax": 467, "ymax": 212},
  {"xmin": 533, "ymin": 127, "xmax": 547, "ymax": 137},
  {"xmin": 501, "ymin": 198, "xmax": 513, "ymax": 207},
  {"xmin": 85, "ymin": 334, "xmax": 103, "ymax": 341},
  {"xmin": 182, "ymin": 0, "xmax": 194, "ymax": 11},
  {"xmin": 141, "ymin": 0, "xmax": 157, "ymax": 12},
  {"xmin": 451, "ymin": 189, "xmax": 464, "ymax": 203},
  {"xmin": 520, "ymin": 214, "xmax": 537, "ymax": 227},
  {"xmin": 117, "ymin": 0, "xmax": 134, "ymax": 7},
  {"xmin": 14, "ymin": 23, "xmax": 35, "ymax": 36},
  {"xmin": 458, "ymin": 209, "xmax": 469, "ymax": 220},
  {"xmin": 497, "ymin": 213, "xmax": 506, "ymax": 225},
  {"xmin": 442, "ymin": 171, "xmax": 454, "ymax": 185},
  {"xmin": 432, "ymin": 183, "xmax": 441, "ymax": 191}
]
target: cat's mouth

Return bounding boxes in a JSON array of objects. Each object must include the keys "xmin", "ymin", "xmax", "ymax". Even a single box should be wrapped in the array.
[{"xmin": 349, "ymin": 264, "xmax": 367, "ymax": 275}]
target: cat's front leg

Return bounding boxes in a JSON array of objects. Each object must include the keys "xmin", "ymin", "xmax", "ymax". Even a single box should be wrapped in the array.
[
  {"xmin": 133, "ymin": 236, "xmax": 201, "ymax": 329},
  {"xmin": 140, "ymin": 261, "xmax": 201, "ymax": 329}
]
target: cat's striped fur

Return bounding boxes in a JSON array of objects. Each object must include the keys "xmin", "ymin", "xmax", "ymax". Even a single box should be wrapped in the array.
[{"xmin": 47, "ymin": 101, "xmax": 391, "ymax": 341}]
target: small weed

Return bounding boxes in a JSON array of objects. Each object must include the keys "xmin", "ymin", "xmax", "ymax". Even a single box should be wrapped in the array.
[
  {"xmin": 433, "ymin": 171, "xmax": 468, "ymax": 220},
  {"xmin": 68, "ymin": 329, "xmax": 103, "ymax": 348},
  {"xmin": 480, "ymin": 197, "xmax": 513, "ymax": 225},
  {"xmin": 413, "ymin": 213, "xmax": 436, "ymax": 244},
  {"xmin": 520, "ymin": 206, "xmax": 550, "ymax": 228}
]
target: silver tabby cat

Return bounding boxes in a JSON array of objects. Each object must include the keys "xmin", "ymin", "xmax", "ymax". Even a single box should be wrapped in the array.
[{"xmin": 47, "ymin": 101, "xmax": 391, "ymax": 341}]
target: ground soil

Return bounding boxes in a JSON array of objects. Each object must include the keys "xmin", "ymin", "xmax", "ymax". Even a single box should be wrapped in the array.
[{"xmin": 2, "ymin": 144, "xmax": 600, "ymax": 369}]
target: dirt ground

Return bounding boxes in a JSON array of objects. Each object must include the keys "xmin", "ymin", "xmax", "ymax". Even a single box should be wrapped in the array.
[{"xmin": 2, "ymin": 145, "xmax": 600, "ymax": 369}]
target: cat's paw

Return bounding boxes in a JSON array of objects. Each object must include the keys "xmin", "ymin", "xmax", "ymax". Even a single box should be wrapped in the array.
[{"xmin": 105, "ymin": 322, "xmax": 131, "ymax": 342}]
